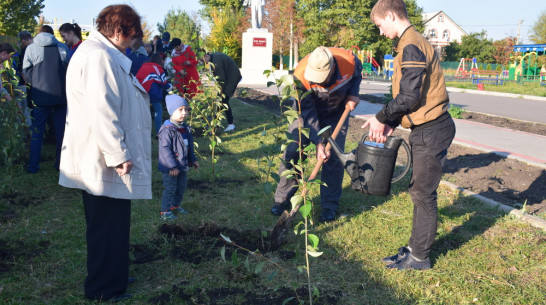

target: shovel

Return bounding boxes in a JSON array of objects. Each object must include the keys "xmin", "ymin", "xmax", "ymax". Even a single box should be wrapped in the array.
[{"xmin": 270, "ymin": 106, "xmax": 352, "ymax": 250}]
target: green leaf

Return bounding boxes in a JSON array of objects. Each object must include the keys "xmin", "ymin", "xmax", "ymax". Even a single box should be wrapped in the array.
[
  {"xmin": 282, "ymin": 297, "xmax": 295, "ymax": 305},
  {"xmin": 313, "ymin": 286, "xmax": 320, "ymax": 298},
  {"xmin": 220, "ymin": 233, "xmax": 232, "ymax": 243},
  {"xmin": 301, "ymin": 128, "xmax": 310, "ymax": 139},
  {"xmin": 220, "ymin": 245, "xmax": 226, "ymax": 262},
  {"xmin": 270, "ymin": 172, "xmax": 280, "ymax": 183},
  {"xmin": 301, "ymin": 90, "xmax": 313, "ymax": 100},
  {"xmin": 290, "ymin": 195, "xmax": 303, "ymax": 207},
  {"xmin": 244, "ymin": 256, "xmax": 250, "ymax": 272},
  {"xmin": 280, "ymin": 74, "xmax": 294, "ymax": 86},
  {"xmin": 299, "ymin": 203, "xmax": 311, "ymax": 218},
  {"xmin": 280, "ymin": 169, "xmax": 296, "ymax": 177},
  {"xmin": 303, "ymin": 143, "xmax": 316, "ymax": 152},
  {"xmin": 231, "ymin": 249, "xmax": 238, "ymax": 265},
  {"xmin": 263, "ymin": 182, "xmax": 274, "ymax": 194},
  {"xmin": 307, "ymin": 250, "xmax": 323, "ymax": 257},
  {"xmin": 267, "ymin": 270, "xmax": 278, "ymax": 282},
  {"xmin": 296, "ymin": 265, "xmax": 307, "ymax": 273},
  {"xmin": 308, "ymin": 234, "xmax": 320, "ymax": 248},
  {"xmin": 254, "ymin": 261, "xmax": 265, "ymax": 274}
]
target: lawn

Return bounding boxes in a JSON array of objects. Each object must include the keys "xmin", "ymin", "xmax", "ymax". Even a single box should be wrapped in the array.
[
  {"xmin": 445, "ymin": 80, "xmax": 546, "ymax": 97},
  {"xmin": 0, "ymin": 98, "xmax": 544, "ymax": 304}
]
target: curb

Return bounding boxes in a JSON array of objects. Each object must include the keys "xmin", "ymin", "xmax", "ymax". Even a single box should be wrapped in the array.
[
  {"xmin": 446, "ymin": 87, "xmax": 546, "ymax": 102},
  {"xmin": 440, "ymin": 181, "xmax": 546, "ymax": 231}
]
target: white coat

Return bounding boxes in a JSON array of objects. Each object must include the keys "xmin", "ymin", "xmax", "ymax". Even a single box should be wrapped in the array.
[{"xmin": 59, "ymin": 31, "xmax": 152, "ymax": 200}]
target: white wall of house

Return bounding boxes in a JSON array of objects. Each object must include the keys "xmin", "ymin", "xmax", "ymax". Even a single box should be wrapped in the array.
[{"xmin": 422, "ymin": 11, "xmax": 467, "ymax": 53}]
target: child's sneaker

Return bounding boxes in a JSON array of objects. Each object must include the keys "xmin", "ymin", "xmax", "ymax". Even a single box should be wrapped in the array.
[
  {"xmin": 160, "ymin": 211, "xmax": 177, "ymax": 220},
  {"xmin": 171, "ymin": 206, "xmax": 188, "ymax": 215}
]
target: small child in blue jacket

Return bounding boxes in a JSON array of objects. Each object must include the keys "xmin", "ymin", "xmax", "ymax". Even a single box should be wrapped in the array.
[{"xmin": 158, "ymin": 94, "xmax": 199, "ymax": 220}]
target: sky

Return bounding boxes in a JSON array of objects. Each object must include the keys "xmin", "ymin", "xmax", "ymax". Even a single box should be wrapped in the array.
[
  {"xmin": 416, "ymin": 0, "xmax": 542, "ymax": 43},
  {"xmin": 40, "ymin": 0, "xmax": 205, "ymax": 36},
  {"xmin": 40, "ymin": 0, "xmax": 543, "ymax": 43}
]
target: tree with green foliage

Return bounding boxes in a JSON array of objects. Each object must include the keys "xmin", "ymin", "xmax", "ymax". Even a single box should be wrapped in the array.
[
  {"xmin": 295, "ymin": 0, "xmax": 422, "ymax": 63},
  {"xmin": 454, "ymin": 31, "xmax": 496, "ymax": 63},
  {"xmin": 529, "ymin": 10, "xmax": 546, "ymax": 44},
  {"xmin": 199, "ymin": 0, "xmax": 244, "ymax": 23},
  {"xmin": 157, "ymin": 9, "xmax": 201, "ymax": 48},
  {"xmin": 442, "ymin": 41, "xmax": 461, "ymax": 61},
  {"xmin": 204, "ymin": 7, "xmax": 243, "ymax": 63},
  {"xmin": 0, "ymin": 0, "xmax": 44, "ymax": 36}
]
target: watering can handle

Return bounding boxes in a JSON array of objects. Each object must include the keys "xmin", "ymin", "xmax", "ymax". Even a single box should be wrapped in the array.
[{"xmin": 360, "ymin": 135, "xmax": 412, "ymax": 184}]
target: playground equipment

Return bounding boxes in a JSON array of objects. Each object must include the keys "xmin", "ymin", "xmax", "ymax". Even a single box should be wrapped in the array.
[
  {"xmin": 384, "ymin": 55, "xmax": 393, "ymax": 80},
  {"xmin": 351, "ymin": 45, "xmax": 381, "ymax": 76},
  {"xmin": 455, "ymin": 58, "xmax": 478, "ymax": 78},
  {"xmin": 509, "ymin": 51, "xmax": 541, "ymax": 81}
]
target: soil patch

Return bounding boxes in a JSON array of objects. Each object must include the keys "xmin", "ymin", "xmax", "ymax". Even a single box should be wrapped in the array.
[
  {"xmin": 0, "ymin": 239, "xmax": 50, "ymax": 274},
  {"xmin": 139, "ymin": 223, "xmax": 331, "ymax": 304},
  {"xmin": 234, "ymin": 88, "xmax": 546, "ymax": 216},
  {"xmin": 0, "ymin": 191, "xmax": 47, "ymax": 222},
  {"xmin": 149, "ymin": 280, "xmax": 341, "ymax": 305}
]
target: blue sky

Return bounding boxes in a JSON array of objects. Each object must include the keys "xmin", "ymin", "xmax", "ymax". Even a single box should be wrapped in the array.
[
  {"xmin": 40, "ymin": 0, "xmax": 542, "ymax": 42},
  {"xmin": 40, "ymin": 0, "xmax": 205, "ymax": 35}
]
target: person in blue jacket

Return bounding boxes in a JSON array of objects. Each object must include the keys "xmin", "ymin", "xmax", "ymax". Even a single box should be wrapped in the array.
[
  {"xmin": 157, "ymin": 94, "xmax": 199, "ymax": 220},
  {"xmin": 23, "ymin": 25, "xmax": 69, "ymax": 173}
]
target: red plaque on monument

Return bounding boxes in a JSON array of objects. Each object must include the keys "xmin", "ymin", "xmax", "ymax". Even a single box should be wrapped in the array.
[{"xmin": 253, "ymin": 38, "xmax": 266, "ymax": 47}]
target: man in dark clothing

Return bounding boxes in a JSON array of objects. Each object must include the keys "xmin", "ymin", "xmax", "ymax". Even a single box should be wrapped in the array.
[
  {"xmin": 23, "ymin": 29, "xmax": 69, "ymax": 173},
  {"xmin": 202, "ymin": 52, "xmax": 242, "ymax": 132},
  {"xmin": 155, "ymin": 32, "xmax": 172, "ymax": 55},
  {"xmin": 270, "ymin": 46, "xmax": 362, "ymax": 222}
]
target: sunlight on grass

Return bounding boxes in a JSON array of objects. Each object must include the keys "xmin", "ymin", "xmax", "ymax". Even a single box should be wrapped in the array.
[{"xmin": 0, "ymin": 98, "xmax": 544, "ymax": 304}]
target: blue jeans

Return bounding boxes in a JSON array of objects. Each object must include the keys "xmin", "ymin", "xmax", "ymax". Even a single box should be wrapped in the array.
[
  {"xmin": 28, "ymin": 104, "xmax": 67, "ymax": 173},
  {"xmin": 150, "ymin": 101, "xmax": 162, "ymax": 135},
  {"xmin": 161, "ymin": 171, "xmax": 187, "ymax": 212}
]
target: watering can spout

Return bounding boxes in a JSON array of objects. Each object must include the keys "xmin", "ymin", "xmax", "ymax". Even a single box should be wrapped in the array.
[{"xmin": 319, "ymin": 127, "xmax": 358, "ymax": 178}]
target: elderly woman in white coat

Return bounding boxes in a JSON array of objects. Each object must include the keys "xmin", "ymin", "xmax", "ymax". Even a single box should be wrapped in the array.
[{"xmin": 58, "ymin": 4, "xmax": 151, "ymax": 302}]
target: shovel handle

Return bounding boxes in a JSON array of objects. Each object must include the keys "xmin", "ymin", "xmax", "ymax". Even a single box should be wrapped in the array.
[{"xmin": 307, "ymin": 105, "xmax": 352, "ymax": 181}]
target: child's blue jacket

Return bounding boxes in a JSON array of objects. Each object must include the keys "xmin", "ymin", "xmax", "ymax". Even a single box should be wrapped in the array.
[{"xmin": 157, "ymin": 120, "xmax": 197, "ymax": 173}]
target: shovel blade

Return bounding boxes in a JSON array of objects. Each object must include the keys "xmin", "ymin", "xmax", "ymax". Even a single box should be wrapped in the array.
[{"xmin": 270, "ymin": 209, "xmax": 296, "ymax": 251}]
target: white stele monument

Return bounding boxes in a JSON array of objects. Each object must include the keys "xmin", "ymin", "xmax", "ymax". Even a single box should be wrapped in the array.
[{"xmin": 240, "ymin": 0, "xmax": 276, "ymax": 85}]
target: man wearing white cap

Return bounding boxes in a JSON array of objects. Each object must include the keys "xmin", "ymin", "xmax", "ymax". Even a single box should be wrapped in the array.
[{"xmin": 271, "ymin": 46, "xmax": 363, "ymax": 222}]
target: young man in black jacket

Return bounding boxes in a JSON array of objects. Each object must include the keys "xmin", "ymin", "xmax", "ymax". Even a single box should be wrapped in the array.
[{"xmin": 363, "ymin": 0, "xmax": 456, "ymax": 270}]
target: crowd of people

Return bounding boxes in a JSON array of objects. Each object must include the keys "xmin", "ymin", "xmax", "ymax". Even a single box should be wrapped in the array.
[{"xmin": 0, "ymin": 0, "xmax": 456, "ymax": 301}]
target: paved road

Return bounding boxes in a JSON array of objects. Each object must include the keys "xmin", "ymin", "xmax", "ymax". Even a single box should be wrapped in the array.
[{"xmin": 359, "ymin": 80, "xmax": 546, "ymax": 124}]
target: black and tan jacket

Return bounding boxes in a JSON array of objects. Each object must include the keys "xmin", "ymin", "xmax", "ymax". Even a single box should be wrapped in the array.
[{"xmin": 376, "ymin": 26, "xmax": 449, "ymax": 129}]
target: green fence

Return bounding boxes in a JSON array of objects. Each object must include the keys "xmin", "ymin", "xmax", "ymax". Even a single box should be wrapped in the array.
[
  {"xmin": 0, "ymin": 35, "xmax": 18, "ymax": 46},
  {"xmin": 441, "ymin": 61, "xmax": 506, "ymax": 72}
]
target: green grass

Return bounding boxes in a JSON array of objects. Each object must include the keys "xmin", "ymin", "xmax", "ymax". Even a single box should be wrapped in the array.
[
  {"xmin": 0, "ymin": 99, "xmax": 545, "ymax": 304},
  {"xmin": 446, "ymin": 80, "xmax": 546, "ymax": 97}
]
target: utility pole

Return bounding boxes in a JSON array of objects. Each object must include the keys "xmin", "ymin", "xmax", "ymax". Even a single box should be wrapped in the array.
[
  {"xmin": 517, "ymin": 19, "xmax": 523, "ymax": 45},
  {"xmin": 289, "ymin": 21, "xmax": 293, "ymax": 70}
]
